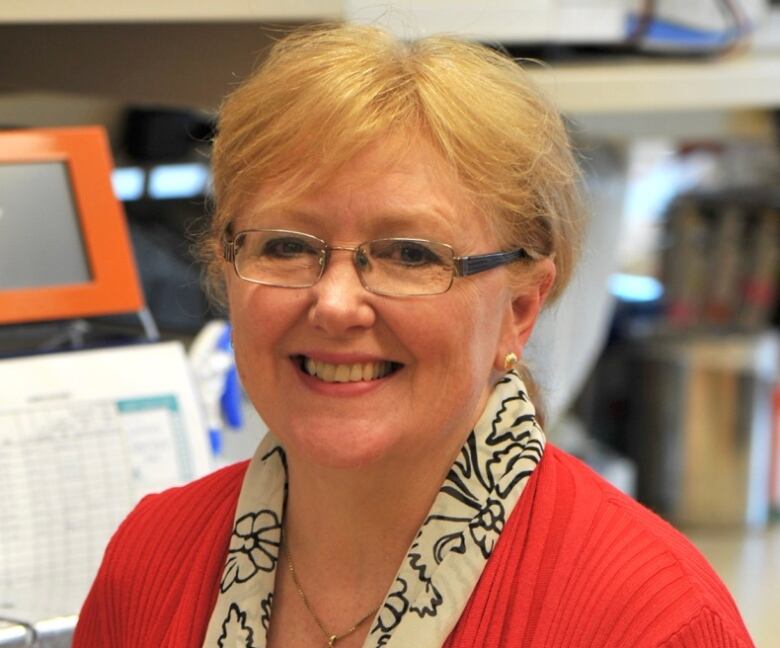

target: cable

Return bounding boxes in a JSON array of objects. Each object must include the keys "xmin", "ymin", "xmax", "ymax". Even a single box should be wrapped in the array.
[
  {"xmin": 715, "ymin": 0, "xmax": 753, "ymax": 53},
  {"xmin": 629, "ymin": 0, "xmax": 657, "ymax": 43}
]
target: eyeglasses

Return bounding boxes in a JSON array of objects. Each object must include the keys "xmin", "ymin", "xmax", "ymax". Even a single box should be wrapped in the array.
[{"xmin": 223, "ymin": 228, "xmax": 541, "ymax": 297}]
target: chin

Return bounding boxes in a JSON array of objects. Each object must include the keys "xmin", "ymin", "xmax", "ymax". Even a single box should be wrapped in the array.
[{"xmin": 283, "ymin": 420, "xmax": 404, "ymax": 471}]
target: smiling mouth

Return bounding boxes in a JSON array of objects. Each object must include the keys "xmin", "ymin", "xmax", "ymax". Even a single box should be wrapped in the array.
[{"xmin": 294, "ymin": 356, "xmax": 402, "ymax": 383}]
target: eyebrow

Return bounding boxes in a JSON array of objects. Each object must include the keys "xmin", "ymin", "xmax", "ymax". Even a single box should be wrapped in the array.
[{"xmin": 244, "ymin": 205, "xmax": 459, "ymax": 241}]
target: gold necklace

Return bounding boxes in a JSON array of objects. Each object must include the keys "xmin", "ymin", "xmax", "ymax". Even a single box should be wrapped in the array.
[{"xmin": 286, "ymin": 552, "xmax": 381, "ymax": 648}]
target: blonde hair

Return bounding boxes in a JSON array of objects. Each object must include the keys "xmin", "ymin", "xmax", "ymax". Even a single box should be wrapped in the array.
[{"xmin": 203, "ymin": 22, "xmax": 583, "ymax": 306}]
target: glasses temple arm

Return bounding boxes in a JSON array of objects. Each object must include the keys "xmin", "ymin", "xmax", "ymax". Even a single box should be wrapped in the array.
[
  {"xmin": 223, "ymin": 239, "xmax": 236, "ymax": 262},
  {"xmin": 455, "ymin": 249, "xmax": 539, "ymax": 276}
]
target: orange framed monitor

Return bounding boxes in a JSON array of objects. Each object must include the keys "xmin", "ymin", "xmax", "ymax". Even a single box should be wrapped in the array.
[{"xmin": 0, "ymin": 126, "xmax": 145, "ymax": 325}]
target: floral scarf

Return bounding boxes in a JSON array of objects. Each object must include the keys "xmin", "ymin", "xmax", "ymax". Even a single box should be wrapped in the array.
[{"xmin": 202, "ymin": 371, "xmax": 545, "ymax": 648}]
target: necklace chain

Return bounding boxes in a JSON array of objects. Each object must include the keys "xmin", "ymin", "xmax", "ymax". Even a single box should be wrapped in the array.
[{"xmin": 286, "ymin": 552, "xmax": 381, "ymax": 647}]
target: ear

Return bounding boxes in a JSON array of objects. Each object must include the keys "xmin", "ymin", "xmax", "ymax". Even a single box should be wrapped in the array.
[{"xmin": 493, "ymin": 258, "xmax": 556, "ymax": 372}]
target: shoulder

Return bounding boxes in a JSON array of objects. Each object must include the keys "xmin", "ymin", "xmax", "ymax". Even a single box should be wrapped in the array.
[
  {"xmin": 97, "ymin": 461, "xmax": 250, "ymax": 587},
  {"xmin": 535, "ymin": 445, "xmax": 721, "ymax": 577},
  {"xmin": 74, "ymin": 461, "xmax": 250, "ymax": 647},
  {"xmin": 107, "ymin": 460, "xmax": 249, "ymax": 565},
  {"xmin": 502, "ymin": 444, "xmax": 753, "ymax": 646},
  {"xmin": 126, "ymin": 460, "xmax": 250, "ymax": 524}
]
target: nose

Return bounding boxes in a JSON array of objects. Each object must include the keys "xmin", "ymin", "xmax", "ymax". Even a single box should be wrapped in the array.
[{"xmin": 307, "ymin": 249, "xmax": 376, "ymax": 335}]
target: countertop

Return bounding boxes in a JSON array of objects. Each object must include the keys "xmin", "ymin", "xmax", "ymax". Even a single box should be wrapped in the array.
[{"xmin": 686, "ymin": 523, "xmax": 780, "ymax": 647}]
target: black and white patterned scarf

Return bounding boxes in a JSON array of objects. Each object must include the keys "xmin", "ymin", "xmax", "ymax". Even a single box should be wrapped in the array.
[{"xmin": 202, "ymin": 371, "xmax": 545, "ymax": 648}]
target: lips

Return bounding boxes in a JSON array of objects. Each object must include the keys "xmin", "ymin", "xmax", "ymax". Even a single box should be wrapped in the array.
[{"xmin": 295, "ymin": 356, "xmax": 400, "ymax": 383}]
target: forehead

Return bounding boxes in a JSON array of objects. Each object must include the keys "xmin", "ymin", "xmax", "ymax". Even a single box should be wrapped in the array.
[{"xmin": 236, "ymin": 136, "xmax": 496, "ymax": 246}]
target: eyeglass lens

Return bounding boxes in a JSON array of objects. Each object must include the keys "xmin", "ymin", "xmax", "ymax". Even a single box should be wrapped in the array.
[{"xmin": 233, "ymin": 230, "xmax": 455, "ymax": 296}]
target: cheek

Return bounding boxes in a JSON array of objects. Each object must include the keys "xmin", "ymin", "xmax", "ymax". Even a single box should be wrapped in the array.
[
  {"xmin": 228, "ymin": 292, "xmax": 283, "ymax": 416},
  {"xmin": 226, "ymin": 286, "xmax": 274, "ymax": 368},
  {"xmin": 228, "ymin": 303, "xmax": 256, "ymax": 360},
  {"xmin": 229, "ymin": 320, "xmax": 265, "ymax": 395},
  {"xmin": 227, "ymin": 282, "xmax": 285, "ymax": 333},
  {"xmin": 408, "ymin": 287, "xmax": 504, "ymax": 371},
  {"xmin": 457, "ymin": 283, "xmax": 508, "ymax": 345}
]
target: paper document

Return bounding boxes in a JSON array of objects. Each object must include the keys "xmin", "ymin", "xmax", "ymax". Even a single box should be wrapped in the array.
[{"xmin": 0, "ymin": 342, "xmax": 211, "ymax": 624}]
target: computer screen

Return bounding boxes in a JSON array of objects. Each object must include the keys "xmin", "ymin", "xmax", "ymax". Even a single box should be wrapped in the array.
[
  {"xmin": 0, "ymin": 161, "xmax": 92, "ymax": 290},
  {"xmin": 0, "ymin": 127, "xmax": 144, "ymax": 324}
]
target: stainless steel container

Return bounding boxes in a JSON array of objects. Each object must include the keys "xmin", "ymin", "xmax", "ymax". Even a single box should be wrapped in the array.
[
  {"xmin": 0, "ymin": 616, "xmax": 75, "ymax": 648},
  {"xmin": 628, "ymin": 332, "xmax": 778, "ymax": 528}
]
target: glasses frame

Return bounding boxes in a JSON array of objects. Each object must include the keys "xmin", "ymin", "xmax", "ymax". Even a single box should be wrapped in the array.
[{"xmin": 223, "ymin": 228, "xmax": 543, "ymax": 296}]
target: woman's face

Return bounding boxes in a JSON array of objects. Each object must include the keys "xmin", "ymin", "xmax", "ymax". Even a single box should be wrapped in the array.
[{"xmin": 226, "ymin": 136, "xmax": 548, "ymax": 471}]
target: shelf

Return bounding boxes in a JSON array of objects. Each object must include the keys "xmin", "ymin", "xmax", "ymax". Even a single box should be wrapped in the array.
[
  {"xmin": 0, "ymin": 0, "xmax": 340, "ymax": 23},
  {"xmin": 1, "ymin": 10, "xmax": 779, "ymax": 123},
  {"xmin": 526, "ymin": 52, "xmax": 780, "ymax": 115}
]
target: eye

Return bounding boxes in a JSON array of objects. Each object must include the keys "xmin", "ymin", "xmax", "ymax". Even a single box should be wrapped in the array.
[
  {"xmin": 371, "ymin": 240, "xmax": 447, "ymax": 267},
  {"xmin": 261, "ymin": 235, "xmax": 319, "ymax": 259}
]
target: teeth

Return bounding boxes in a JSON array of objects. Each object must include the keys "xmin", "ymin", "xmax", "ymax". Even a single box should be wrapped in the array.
[
  {"xmin": 320, "ymin": 363, "xmax": 336, "ymax": 382},
  {"xmin": 301, "ymin": 358, "xmax": 394, "ymax": 383}
]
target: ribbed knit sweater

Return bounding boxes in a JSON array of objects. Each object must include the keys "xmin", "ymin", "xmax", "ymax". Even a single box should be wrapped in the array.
[{"xmin": 73, "ymin": 445, "xmax": 755, "ymax": 647}]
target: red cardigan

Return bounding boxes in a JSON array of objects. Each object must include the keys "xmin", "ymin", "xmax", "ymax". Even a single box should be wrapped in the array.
[{"xmin": 73, "ymin": 445, "xmax": 754, "ymax": 647}]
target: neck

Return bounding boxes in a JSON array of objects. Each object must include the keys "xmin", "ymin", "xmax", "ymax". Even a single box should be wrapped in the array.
[
  {"xmin": 284, "ymin": 454, "xmax": 449, "ymax": 581},
  {"xmin": 274, "ymin": 455, "xmax": 454, "ymax": 646},
  {"xmin": 276, "ymin": 394, "xmax": 488, "ymax": 617}
]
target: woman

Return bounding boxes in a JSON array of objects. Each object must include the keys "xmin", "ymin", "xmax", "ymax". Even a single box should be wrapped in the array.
[{"xmin": 74, "ymin": 24, "xmax": 754, "ymax": 648}]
